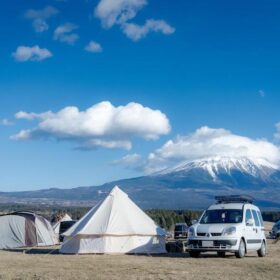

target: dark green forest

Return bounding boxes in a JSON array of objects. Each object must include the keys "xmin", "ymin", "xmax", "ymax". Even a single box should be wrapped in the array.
[{"xmin": 0, "ymin": 204, "xmax": 279, "ymax": 230}]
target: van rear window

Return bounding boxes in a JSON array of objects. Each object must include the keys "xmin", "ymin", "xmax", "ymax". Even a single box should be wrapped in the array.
[
  {"xmin": 257, "ymin": 211, "xmax": 264, "ymax": 227},
  {"xmin": 252, "ymin": 210, "xmax": 260, "ymax": 227}
]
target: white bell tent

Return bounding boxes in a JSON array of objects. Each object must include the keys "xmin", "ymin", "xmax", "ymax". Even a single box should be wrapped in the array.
[{"xmin": 60, "ymin": 186, "xmax": 166, "ymax": 254}]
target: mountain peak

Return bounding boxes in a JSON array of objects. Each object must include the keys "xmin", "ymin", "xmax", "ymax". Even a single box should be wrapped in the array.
[
  {"xmin": 154, "ymin": 156, "xmax": 279, "ymax": 179},
  {"xmin": 1, "ymin": 155, "xmax": 280, "ymax": 209}
]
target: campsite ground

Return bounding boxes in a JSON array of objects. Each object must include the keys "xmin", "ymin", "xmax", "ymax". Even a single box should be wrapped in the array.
[{"xmin": 0, "ymin": 223, "xmax": 279, "ymax": 280}]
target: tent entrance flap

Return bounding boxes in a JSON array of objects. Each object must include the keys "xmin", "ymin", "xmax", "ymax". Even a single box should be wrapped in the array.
[{"xmin": 25, "ymin": 218, "xmax": 37, "ymax": 247}]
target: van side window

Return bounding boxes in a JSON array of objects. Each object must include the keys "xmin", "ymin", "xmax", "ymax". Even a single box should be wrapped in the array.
[
  {"xmin": 257, "ymin": 211, "xmax": 264, "ymax": 227},
  {"xmin": 245, "ymin": 209, "xmax": 253, "ymax": 225},
  {"xmin": 252, "ymin": 210, "xmax": 260, "ymax": 227}
]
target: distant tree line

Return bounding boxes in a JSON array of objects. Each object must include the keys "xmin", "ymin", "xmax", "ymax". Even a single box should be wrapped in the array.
[
  {"xmin": 0, "ymin": 204, "xmax": 279, "ymax": 230},
  {"xmin": 146, "ymin": 209, "xmax": 202, "ymax": 230},
  {"xmin": 262, "ymin": 211, "xmax": 280, "ymax": 224},
  {"xmin": 0, "ymin": 204, "xmax": 90, "ymax": 222}
]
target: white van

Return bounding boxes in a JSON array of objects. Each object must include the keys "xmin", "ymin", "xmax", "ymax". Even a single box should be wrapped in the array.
[{"xmin": 187, "ymin": 195, "xmax": 266, "ymax": 258}]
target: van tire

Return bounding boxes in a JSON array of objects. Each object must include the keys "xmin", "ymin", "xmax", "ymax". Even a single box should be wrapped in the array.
[
  {"xmin": 189, "ymin": 251, "xmax": 200, "ymax": 258},
  {"xmin": 257, "ymin": 241, "xmax": 266, "ymax": 257},
  {"xmin": 235, "ymin": 239, "xmax": 246, "ymax": 258}
]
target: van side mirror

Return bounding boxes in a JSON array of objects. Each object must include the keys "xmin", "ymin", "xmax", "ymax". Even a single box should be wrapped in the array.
[
  {"xmin": 246, "ymin": 218, "xmax": 254, "ymax": 226},
  {"xmin": 191, "ymin": 219, "xmax": 198, "ymax": 225}
]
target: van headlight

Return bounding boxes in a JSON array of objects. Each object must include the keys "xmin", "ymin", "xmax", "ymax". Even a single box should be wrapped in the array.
[
  {"xmin": 222, "ymin": 226, "xmax": 236, "ymax": 236},
  {"xmin": 188, "ymin": 227, "xmax": 195, "ymax": 237}
]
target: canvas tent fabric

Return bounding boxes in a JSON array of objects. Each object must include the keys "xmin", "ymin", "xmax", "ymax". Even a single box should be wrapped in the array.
[
  {"xmin": 53, "ymin": 213, "xmax": 72, "ymax": 236},
  {"xmin": 60, "ymin": 186, "xmax": 166, "ymax": 254},
  {"xmin": 0, "ymin": 211, "xmax": 58, "ymax": 249}
]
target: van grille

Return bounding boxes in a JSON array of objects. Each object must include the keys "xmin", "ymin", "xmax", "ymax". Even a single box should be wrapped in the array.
[
  {"xmin": 188, "ymin": 239, "xmax": 237, "ymax": 248},
  {"xmin": 211, "ymin": 233, "xmax": 222, "ymax": 236},
  {"xmin": 197, "ymin": 232, "xmax": 222, "ymax": 237}
]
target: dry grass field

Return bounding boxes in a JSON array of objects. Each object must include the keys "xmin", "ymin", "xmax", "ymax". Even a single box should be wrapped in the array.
[
  {"xmin": 0, "ymin": 241, "xmax": 279, "ymax": 280},
  {"xmin": 0, "ymin": 223, "xmax": 279, "ymax": 280}
]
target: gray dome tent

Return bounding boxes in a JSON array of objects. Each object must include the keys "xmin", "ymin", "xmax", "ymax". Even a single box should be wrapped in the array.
[{"xmin": 0, "ymin": 211, "xmax": 58, "ymax": 249}]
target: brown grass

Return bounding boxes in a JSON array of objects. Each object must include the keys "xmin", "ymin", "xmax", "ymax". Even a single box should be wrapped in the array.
[
  {"xmin": 0, "ymin": 240, "xmax": 279, "ymax": 280},
  {"xmin": 0, "ymin": 223, "xmax": 279, "ymax": 280}
]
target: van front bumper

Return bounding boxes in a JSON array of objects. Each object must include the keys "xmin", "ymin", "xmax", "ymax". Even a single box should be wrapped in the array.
[{"xmin": 188, "ymin": 239, "xmax": 238, "ymax": 251}]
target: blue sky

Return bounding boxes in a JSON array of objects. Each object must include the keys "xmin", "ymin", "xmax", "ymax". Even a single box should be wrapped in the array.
[{"xmin": 1, "ymin": 0, "xmax": 280, "ymax": 191}]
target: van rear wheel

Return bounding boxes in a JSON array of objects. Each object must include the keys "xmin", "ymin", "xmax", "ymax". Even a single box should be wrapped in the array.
[
  {"xmin": 257, "ymin": 241, "xmax": 266, "ymax": 257},
  {"xmin": 235, "ymin": 239, "xmax": 246, "ymax": 258}
]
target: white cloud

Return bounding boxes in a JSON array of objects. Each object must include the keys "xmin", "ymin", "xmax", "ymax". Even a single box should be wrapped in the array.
[
  {"xmin": 85, "ymin": 41, "xmax": 103, "ymax": 53},
  {"xmin": 113, "ymin": 153, "xmax": 142, "ymax": 165},
  {"xmin": 10, "ymin": 129, "xmax": 31, "ymax": 140},
  {"xmin": 15, "ymin": 111, "xmax": 38, "ymax": 120},
  {"xmin": 122, "ymin": 19, "xmax": 175, "ymax": 41},
  {"xmin": 145, "ymin": 126, "xmax": 280, "ymax": 173},
  {"xmin": 94, "ymin": 0, "xmax": 175, "ymax": 41},
  {"xmin": 12, "ymin": 45, "xmax": 52, "ymax": 62},
  {"xmin": 274, "ymin": 123, "xmax": 280, "ymax": 141},
  {"xmin": 15, "ymin": 111, "xmax": 53, "ymax": 121},
  {"xmin": 112, "ymin": 153, "xmax": 143, "ymax": 171},
  {"xmin": 25, "ymin": 6, "xmax": 59, "ymax": 32},
  {"xmin": 32, "ymin": 19, "xmax": 49, "ymax": 33},
  {"xmin": 0, "ymin": 119, "xmax": 14, "ymax": 126},
  {"xmin": 11, "ymin": 101, "xmax": 171, "ymax": 150},
  {"xmin": 79, "ymin": 139, "xmax": 132, "ymax": 150},
  {"xmin": 53, "ymin": 23, "xmax": 79, "ymax": 45},
  {"xmin": 95, "ymin": 0, "xmax": 147, "ymax": 28}
]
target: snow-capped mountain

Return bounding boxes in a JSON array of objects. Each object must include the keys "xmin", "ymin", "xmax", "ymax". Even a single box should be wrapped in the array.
[
  {"xmin": 1, "ymin": 156, "xmax": 280, "ymax": 209},
  {"xmin": 155, "ymin": 156, "xmax": 279, "ymax": 182},
  {"xmin": 151, "ymin": 156, "xmax": 280, "ymax": 192}
]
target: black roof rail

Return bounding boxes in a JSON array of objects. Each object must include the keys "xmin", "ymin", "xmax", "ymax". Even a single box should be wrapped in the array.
[{"xmin": 215, "ymin": 195, "xmax": 254, "ymax": 204}]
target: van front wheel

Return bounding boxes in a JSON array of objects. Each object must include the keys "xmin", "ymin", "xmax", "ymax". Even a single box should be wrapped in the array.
[
  {"xmin": 257, "ymin": 241, "xmax": 266, "ymax": 257},
  {"xmin": 235, "ymin": 239, "xmax": 246, "ymax": 258}
]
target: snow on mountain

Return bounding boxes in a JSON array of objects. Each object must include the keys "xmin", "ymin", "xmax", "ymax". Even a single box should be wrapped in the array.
[
  {"xmin": 154, "ymin": 156, "xmax": 279, "ymax": 181},
  {"xmin": 1, "ymin": 156, "xmax": 280, "ymax": 209}
]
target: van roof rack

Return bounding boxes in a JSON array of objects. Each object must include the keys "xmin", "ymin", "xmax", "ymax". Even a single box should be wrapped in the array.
[{"xmin": 215, "ymin": 195, "xmax": 254, "ymax": 204}]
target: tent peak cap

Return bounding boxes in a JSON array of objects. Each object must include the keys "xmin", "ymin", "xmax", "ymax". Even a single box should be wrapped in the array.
[{"xmin": 109, "ymin": 186, "xmax": 128, "ymax": 197}]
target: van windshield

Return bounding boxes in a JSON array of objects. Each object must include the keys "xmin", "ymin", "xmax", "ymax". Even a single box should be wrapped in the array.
[{"xmin": 200, "ymin": 209, "xmax": 243, "ymax": 224}]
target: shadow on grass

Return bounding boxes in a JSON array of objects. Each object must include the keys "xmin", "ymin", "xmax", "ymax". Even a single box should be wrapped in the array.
[
  {"xmin": 2, "ymin": 249, "xmax": 259, "ymax": 259},
  {"xmin": 3, "ymin": 247, "xmax": 60, "ymax": 255},
  {"xmin": 133, "ymin": 252, "xmax": 258, "ymax": 259}
]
